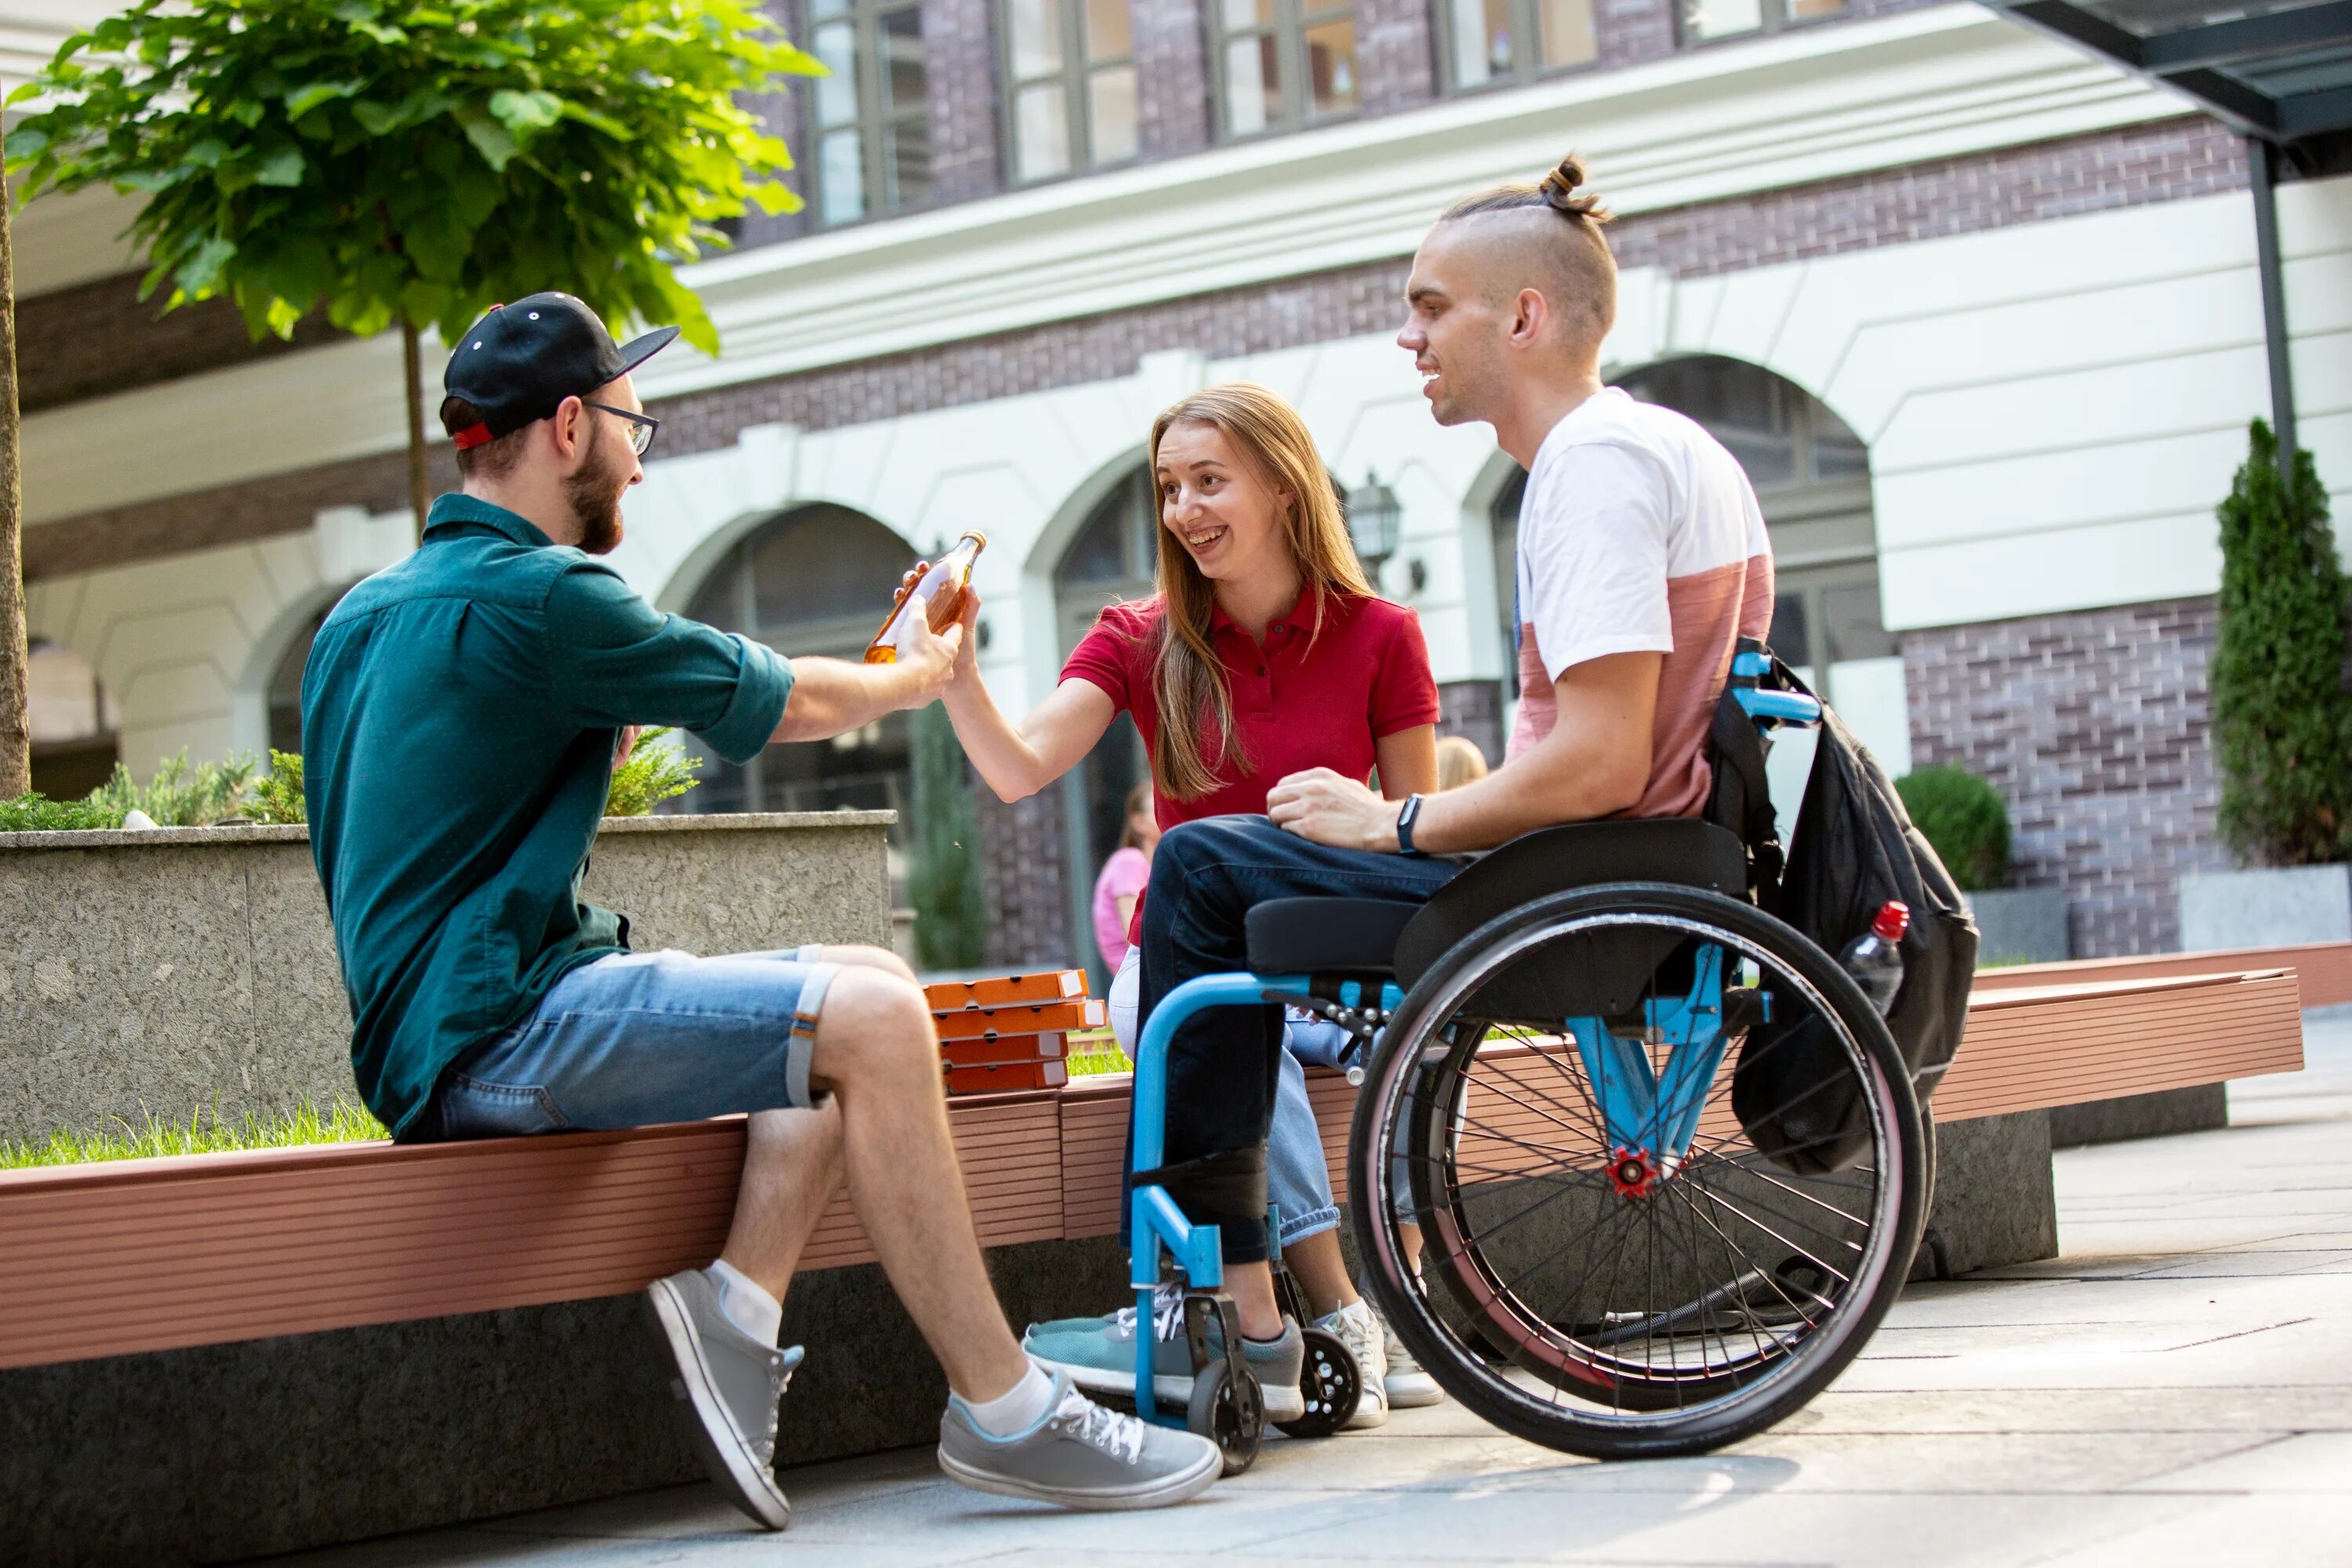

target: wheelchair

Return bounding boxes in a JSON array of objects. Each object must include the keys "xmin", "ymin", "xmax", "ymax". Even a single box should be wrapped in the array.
[{"xmin": 1124, "ymin": 647, "xmax": 1930, "ymax": 1472}]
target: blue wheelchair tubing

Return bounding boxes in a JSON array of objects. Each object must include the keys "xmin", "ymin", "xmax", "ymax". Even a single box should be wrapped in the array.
[{"xmin": 1127, "ymin": 969, "xmax": 1403, "ymax": 1425}]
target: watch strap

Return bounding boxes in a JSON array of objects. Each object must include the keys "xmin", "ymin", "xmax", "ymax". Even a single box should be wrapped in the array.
[{"xmin": 1396, "ymin": 793, "xmax": 1425, "ymax": 856}]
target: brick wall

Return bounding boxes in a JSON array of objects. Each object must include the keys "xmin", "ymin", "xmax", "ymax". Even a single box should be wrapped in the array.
[
  {"xmin": 1610, "ymin": 115, "xmax": 2246, "ymax": 280},
  {"xmin": 1132, "ymin": 0, "xmax": 1214, "ymax": 159},
  {"xmin": 923, "ymin": 0, "xmax": 1005, "ymax": 203},
  {"xmin": 1357, "ymin": 0, "xmax": 1440, "ymax": 114},
  {"xmin": 24, "ymin": 116, "xmax": 2249, "ymax": 583},
  {"xmin": 1595, "ymin": 0, "xmax": 1676, "ymax": 67},
  {"xmin": 1904, "ymin": 597, "xmax": 2231, "ymax": 959},
  {"xmin": 16, "ymin": 274, "xmax": 338, "ymax": 416},
  {"xmin": 970, "ymin": 773, "xmax": 1076, "ymax": 966}
]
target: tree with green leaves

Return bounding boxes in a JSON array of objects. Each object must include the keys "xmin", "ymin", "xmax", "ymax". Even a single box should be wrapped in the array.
[
  {"xmin": 909, "ymin": 702, "xmax": 987, "ymax": 970},
  {"xmin": 5, "ymin": 0, "xmax": 816, "ymax": 532},
  {"xmin": 2212, "ymin": 419, "xmax": 2352, "ymax": 866}
]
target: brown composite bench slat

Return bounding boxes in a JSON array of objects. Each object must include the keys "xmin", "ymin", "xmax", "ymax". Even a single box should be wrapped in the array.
[
  {"xmin": 1970, "ymin": 939, "xmax": 2352, "ymax": 1005},
  {"xmin": 0, "ymin": 960, "xmax": 2310, "ymax": 1371}
]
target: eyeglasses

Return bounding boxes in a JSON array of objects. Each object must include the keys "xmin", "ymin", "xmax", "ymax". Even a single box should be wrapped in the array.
[{"xmin": 584, "ymin": 401, "xmax": 660, "ymax": 457}]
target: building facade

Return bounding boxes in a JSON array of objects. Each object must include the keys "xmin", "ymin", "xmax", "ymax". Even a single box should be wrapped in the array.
[{"xmin": 10, "ymin": 0, "xmax": 2349, "ymax": 967}]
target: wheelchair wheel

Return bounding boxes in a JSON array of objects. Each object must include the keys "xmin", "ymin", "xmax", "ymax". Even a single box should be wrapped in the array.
[
  {"xmin": 1349, "ymin": 882, "xmax": 1927, "ymax": 1461},
  {"xmin": 1276, "ymin": 1326, "xmax": 1362, "ymax": 1438},
  {"xmin": 1188, "ymin": 1359, "xmax": 1264, "ymax": 1475}
]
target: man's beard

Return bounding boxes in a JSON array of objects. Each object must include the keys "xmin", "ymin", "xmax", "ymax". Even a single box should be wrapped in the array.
[{"xmin": 567, "ymin": 438, "xmax": 628, "ymax": 555}]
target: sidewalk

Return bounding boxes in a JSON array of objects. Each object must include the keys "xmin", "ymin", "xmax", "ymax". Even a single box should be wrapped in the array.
[{"xmin": 270, "ymin": 1022, "xmax": 2352, "ymax": 1568}]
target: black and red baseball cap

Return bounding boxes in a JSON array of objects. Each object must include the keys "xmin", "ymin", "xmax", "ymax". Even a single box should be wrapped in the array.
[{"xmin": 441, "ymin": 293, "xmax": 679, "ymax": 450}]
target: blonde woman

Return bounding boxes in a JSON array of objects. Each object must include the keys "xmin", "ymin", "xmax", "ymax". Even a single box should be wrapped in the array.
[{"xmin": 937, "ymin": 382, "xmax": 1439, "ymax": 1427}]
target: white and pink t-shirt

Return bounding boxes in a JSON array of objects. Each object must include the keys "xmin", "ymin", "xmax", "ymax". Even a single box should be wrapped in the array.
[{"xmin": 1507, "ymin": 387, "xmax": 1775, "ymax": 818}]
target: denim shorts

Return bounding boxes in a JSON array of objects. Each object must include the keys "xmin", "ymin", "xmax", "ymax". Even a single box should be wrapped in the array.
[{"xmin": 421, "ymin": 946, "xmax": 840, "ymax": 1140}]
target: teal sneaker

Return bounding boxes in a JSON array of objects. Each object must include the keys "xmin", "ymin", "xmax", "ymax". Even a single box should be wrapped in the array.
[
  {"xmin": 1028, "ymin": 1282, "xmax": 1175, "ymax": 1341},
  {"xmin": 1024, "ymin": 1294, "xmax": 1305, "ymax": 1422}
]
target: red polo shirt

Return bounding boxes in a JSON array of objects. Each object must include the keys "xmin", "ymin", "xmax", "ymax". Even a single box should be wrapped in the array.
[{"xmin": 1061, "ymin": 586, "xmax": 1440, "ymax": 832}]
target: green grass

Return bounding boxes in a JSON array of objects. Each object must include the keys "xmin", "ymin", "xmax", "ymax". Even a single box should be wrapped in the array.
[
  {"xmin": 0, "ymin": 1098, "xmax": 388, "ymax": 1171},
  {"xmin": 1066, "ymin": 1028, "xmax": 1132, "ymax": 1077}
]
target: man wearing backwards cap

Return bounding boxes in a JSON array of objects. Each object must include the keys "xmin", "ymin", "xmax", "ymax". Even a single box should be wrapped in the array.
[{"xmin": 301, "ymin": 293, "xmax": 1219, "ymax": 1528}]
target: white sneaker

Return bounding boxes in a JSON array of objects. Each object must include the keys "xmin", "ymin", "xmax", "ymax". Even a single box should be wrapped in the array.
[
  {"xmin": 1315, "ymin": 1299, "xmax": 1388, "ymax": 1430},
  {"xmin": 1379, "ymin": 1312, "xmax": 1444, "ymax": 1409}
]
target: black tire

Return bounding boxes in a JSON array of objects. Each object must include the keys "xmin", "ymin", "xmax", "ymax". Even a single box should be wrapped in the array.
[
  {"xmin": 1187, "ymin": 1359, "xmax": 1264, "ymax": 1475},
  {"xmin": 1275, "ymin": 1327, "xmax": 1362, "ymax": 1438},
  {"xmin": 1348, "ymin": 882, "xmax": 1927, "ymax": 1461}
]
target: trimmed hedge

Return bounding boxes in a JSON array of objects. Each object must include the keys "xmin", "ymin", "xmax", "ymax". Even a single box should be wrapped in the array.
[
  {"xmin": 2212, "ymin": 420, "xmax": 2352, "ymax": 867},
  {"xmin": 1896, "ymin": 766, "xmax": 2010, "ymax": 893}
]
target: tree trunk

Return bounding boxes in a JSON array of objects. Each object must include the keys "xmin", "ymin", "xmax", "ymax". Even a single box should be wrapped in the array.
[
  {"xmin": 401, "ymin": 317, "xmax": 429, "ymax": 540},
  {"xmin": 0, "ymin": 180, "xmax": 30, "ymax": 799}
]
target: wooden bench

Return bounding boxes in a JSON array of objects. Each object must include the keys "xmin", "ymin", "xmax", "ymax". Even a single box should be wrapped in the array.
[{"xmin": 1, "ymin": 960, "xmax": 2310, "ymax": 1374}]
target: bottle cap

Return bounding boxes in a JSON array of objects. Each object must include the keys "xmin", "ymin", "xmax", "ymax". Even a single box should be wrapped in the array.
[{"xmin": 1871, "ymin": 902, "xmax": 1911, "ymax": 942}]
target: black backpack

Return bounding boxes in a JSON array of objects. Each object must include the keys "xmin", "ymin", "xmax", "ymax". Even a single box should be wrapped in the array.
[{"xmin": 1730, "ymin": 668, "xmax": 1978, "ymax": 1174}]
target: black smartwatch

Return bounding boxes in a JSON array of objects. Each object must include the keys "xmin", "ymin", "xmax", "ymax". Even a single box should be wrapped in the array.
[{"xmin": 1396, "ymin": 793, "xmax": 1427, "ymax": 856}]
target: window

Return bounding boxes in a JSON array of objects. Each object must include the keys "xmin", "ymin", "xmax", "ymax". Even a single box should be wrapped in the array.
[
  {"xmin": 682, "ymin": 507, "xmax": 920, "ymax": 890},
  {"xmin": 1004, "ymin": 0, "xmax": 1140, "ymax": 182},
  {"xmin": 1442, "ymin": 0, "xmax": 1596, "ymax": 90},
  {"xmin": 807, "ymin": 0, "xmax": 934, "ymax": 226},
  {"xmin": 1681, "ymin": 0, "xmax": 1846, "ymax": 45},
  {"xmin": 1213, "ymin": 0, "xmax": 1359, "ymax": 140}
]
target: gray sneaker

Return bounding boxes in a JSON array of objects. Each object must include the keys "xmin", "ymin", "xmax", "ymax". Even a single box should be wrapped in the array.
[
  {"xmin": 645, "ymin": 1269, "xmax": 800, "ymax": 1530},
  {"xmin": 938, "ymin": 1370, "xmax": 1221, "ymax": 1510},
  {"xmin": 1025, "ymin": 1296, "xmax": 1307, "ymax": 1422}
]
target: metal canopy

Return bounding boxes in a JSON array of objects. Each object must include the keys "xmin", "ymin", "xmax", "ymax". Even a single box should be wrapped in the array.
[{"xmin": 1980, "ymin": 0, "xmax": 2352, "ymax": 145}]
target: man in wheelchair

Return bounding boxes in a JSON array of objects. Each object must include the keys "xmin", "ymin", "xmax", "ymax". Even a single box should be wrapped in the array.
[{"xmin": 1029, "ymin": 156, "xmax": 1780, "ymax": 1424}]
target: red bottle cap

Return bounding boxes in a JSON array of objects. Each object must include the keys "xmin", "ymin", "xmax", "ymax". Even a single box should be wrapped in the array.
[{"xmin": 1871, "ymin": 902, "xmax": 1911, "ymax": 942}]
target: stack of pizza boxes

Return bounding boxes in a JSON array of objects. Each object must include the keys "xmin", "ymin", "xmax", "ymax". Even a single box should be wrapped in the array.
[{"xmin": 924, "ymin": 968, "xmax": 1105, "ymax": 1095}]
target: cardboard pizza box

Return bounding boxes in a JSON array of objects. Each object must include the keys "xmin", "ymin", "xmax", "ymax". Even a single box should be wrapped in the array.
[
  {"xmin": 924, "ymin": 970, "xmax": 1086, "ymax": 1011},
  {"xmin": 939, "ymin": 1031, "xmax": 1069, "ymax": 1067},
  {"xmin": 932, "ymin": 998, "xmax": 1102, "ymax": 1040},
  {"xmin": 943, "ymin": 1059, "xmax": 1070, "ymax": 1095}
]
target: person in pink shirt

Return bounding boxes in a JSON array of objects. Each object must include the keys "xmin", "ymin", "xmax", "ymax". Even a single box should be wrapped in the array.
[{"xmin": 1091, "ymin": 783, "xmax": 1158, "ymax": 973}]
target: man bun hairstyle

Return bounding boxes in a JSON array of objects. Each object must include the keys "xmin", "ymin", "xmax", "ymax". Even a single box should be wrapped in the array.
[{"xmin": 1439, "ymin": 154, "xmax": 1617, "ymax": 345}]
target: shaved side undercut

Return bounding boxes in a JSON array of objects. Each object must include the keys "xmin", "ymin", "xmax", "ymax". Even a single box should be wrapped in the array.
[{"xmin": 1438, "ymin": 155, "xmax": 1617, "ymax": 350}]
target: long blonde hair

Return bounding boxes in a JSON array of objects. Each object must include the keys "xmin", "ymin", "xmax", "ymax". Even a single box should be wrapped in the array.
[{"xmin": 1142, "ymin": 383, "xmax": 1373, "ymax": 800}]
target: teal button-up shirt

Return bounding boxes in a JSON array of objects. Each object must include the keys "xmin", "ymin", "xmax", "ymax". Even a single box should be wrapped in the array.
[{"xmin": 303, "ymin": 494, "xmax": 794, "ymax": 1137}]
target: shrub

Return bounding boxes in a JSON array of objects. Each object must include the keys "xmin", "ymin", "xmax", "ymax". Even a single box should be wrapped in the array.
[
  {"xmin": 908, "ymin": 702, "xmax": 987, "ymax": 968},
  {"xmin": 2211, "ymin": 420, "xmax": 2352, "ymax": 866},
  {"xmin": 1895, "ymin": 766, "xmax": 2011, "ymax": 892},
  {"xmin": 88, "ymin": 750, "xmax": 260, "ymax": 826},
  {"xmin": 246, "ymin": 751, "xmax": 308, "ymax": 825},
  {"xmin": 605, "ymin": 728, "xmax": 704, "ymax": 817},
  {"xmin": 0, "ymin": 793, "xmax": 119, "ymax": 832}
]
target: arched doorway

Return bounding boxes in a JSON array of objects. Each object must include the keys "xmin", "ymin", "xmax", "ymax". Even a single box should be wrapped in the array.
[
  {"xmin": 267, "ymin": 605, "xmax": 336, "ymax": 758},
  {"xmin": 1489, "ymin": 357, "xmax": 1905, "ymax": 783},
  {"xmin": 1053, "ymin": 465, "xmax": 1155, "ymax": 978},
  {"xmin": 679, "ymin": 504, "xmax": 920, "ymax": 870}
]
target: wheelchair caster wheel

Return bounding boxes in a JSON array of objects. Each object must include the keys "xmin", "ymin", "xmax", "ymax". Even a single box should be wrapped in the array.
[
  {"xmin": 1275, "ymin": 1327, "xmax": 1360, "ymax": 1438},
  {"xmin": 1188, "ymin": 1359, "xmax": 1264, "ymax": 1475}
]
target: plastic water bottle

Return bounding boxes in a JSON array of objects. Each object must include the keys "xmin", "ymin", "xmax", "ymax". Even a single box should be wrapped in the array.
[{"xmin": 1840, "ymin": 901, "xmax": 1909, "ymax": 1015}]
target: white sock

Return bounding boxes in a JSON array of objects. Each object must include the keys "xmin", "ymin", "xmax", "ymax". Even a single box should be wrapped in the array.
[
  {"xmin": 706, "ymin": 1259, "xmax": 782, "ymax": 1346},
  {"xmin": 962, "ymin": 1359, "xmax": 1058, "ymax": 1437}
]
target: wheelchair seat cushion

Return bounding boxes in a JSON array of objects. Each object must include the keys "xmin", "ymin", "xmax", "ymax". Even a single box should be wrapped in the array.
[
  {"xmin": 1246, "ymin": 897, "xmax": 1423, "ymax": 975},
  {"xmin": 1393, "ymin": 818, "xmax": 1747, "ymax": 989}
]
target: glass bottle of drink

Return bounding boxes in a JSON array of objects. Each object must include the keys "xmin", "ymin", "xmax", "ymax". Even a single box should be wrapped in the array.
[{"xmin": 864, "ymin": 532, "xmax": 987, "ymax": 663}]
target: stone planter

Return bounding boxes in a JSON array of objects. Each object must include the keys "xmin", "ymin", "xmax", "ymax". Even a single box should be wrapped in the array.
[
  {"xmin": 2177, "ymin": 863, "xmax": 2352, "ymax": 953},
  {"xmin": 1966, "ymin": 887, "xmax": 2071, "ymax": 965},
  {"xmin": 0, "ymin": 812, "xmax": 892, "ymax": 1145}
]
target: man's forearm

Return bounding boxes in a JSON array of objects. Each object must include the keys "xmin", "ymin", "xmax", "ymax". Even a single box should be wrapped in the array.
[{"xmin": 769, "ymin": 655, "xmax": 925, "ymax": 743}]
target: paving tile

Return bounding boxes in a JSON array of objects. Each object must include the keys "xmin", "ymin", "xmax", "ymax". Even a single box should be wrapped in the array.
[{"xmin": 259, "ymin": 1018, "xmax": 2352, "ymax": 1568}]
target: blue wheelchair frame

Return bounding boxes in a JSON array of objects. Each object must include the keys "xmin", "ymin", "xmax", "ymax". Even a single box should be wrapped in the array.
[{"xmin": 1123, "ymin": 651, "xmax": 1820, "ymax": 1430}]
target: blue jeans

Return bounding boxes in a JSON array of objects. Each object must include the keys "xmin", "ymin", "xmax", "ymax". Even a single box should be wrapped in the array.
[
  {"xmin": 415, "ymin": 946, "xmax": 840, "ymax": 1139},
  {"xmin": 1138, "ymin": 815, "xmax": 1462, "ymax": 1261}
]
